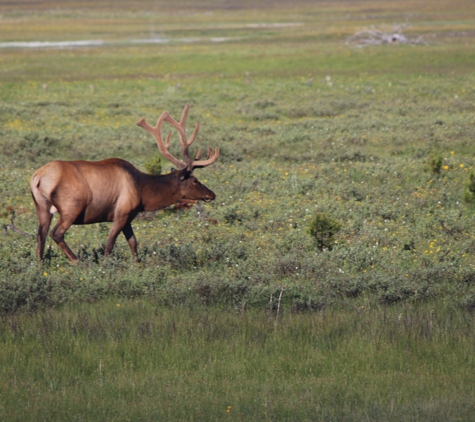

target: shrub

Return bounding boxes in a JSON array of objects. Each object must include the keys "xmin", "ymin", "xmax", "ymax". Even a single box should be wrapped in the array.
[
  {"xmin": 429, "ymin": 153, "xmax": 443, "ymax": 174},
  {"xmin": 463, "ymin": 169, "xmax": 475, "ymax": 203},
  {"xmin": 307, "ymin": 212, "xmax": 342, "ymax": 251},
  {"xmin": 144, "ymin": 154, "xmax": 162, "ymax": 175}
]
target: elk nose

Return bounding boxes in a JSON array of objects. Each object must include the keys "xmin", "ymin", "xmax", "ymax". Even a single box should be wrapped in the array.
[{"xmin": 203, "ymin": 191, "xmax": 216, "ymax": 202}]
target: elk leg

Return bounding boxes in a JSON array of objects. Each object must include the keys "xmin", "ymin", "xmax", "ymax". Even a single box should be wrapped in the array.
[
  {"xmin": 50, "ymin": 217, "xmax": 78, "ymax": 263},
  {"xmin": 36, "ymin": 209, "xmax": 53, "ymax": 260},
  {"xmin": 104, "ymin": 217, "xmax": 129, "ymax": 258},
  {"xmin": 122, "ymin": 222, "xmax": 139, "ymax": 262}
]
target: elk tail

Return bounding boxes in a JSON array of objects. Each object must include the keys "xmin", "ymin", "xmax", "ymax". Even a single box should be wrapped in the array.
[{"xmin": 30, "ymin": 174, "xmax": 41, "ymax": 192}]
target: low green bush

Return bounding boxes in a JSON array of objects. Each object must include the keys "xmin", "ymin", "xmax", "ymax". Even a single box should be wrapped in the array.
[
  {"xmin": 307, "ymin": 212, "xmax": 342, "ymax": 250},
  {"xmin": 463, "ymin": 169, "xmax": 475, "ymax": 204},
  {"xmin": 143, "ymin": 154, "xmax": 162, "ymax": 175}
]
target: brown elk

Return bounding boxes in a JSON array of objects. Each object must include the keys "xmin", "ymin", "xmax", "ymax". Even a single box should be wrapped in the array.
[{"xmin": 30, "ymin": 104, "xmax": 219, "ymax": 263}]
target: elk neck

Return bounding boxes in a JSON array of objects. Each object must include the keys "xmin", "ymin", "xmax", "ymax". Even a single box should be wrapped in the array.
[{"xmin": 139, "ymin": 171, "xmax": 184, "ymax": 211}]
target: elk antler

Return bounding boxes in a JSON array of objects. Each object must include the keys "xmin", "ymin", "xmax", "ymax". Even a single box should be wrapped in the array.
[
  {"xmin": 136, "ymin": 104, "xmax": 220, "ymax": 171},
  {"xmin": 136, "ymin": 110, "xmax": 185, "ymax": 169}
]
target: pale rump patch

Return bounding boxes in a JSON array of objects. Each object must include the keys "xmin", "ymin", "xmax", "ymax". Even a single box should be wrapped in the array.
[{"xmin": 50, "ymin": 206, "xmax": 58, "ymax": 214}]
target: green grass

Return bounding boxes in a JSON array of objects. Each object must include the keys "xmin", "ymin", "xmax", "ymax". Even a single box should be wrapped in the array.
[
  {"xmin": 1, "ymin": 0, "xmax": 475, "ymax": 419},
  {"xmin": 1, "ymin": 301, "xmax": 475, "ymax": 421}
]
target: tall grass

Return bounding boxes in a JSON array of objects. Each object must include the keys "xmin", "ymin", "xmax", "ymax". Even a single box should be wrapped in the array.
[{"xmin": 1, "ymin": 300, "xmax": 475, "ymax": 421}]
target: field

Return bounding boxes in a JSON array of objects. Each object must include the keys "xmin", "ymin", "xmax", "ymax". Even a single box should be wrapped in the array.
[{"xmin": 1, "ymin": 0, "xmax": 475, "ymax": 420}]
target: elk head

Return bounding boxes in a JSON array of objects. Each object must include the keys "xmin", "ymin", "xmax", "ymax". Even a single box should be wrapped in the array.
[{"xmin": 169, "ymin": 167, "xmax": 216, "ymax": 203}]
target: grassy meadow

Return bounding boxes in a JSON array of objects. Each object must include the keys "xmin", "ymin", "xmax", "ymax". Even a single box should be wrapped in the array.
[{"xmin": 1, "ymin": 0, "xmax": 475, "ymax": 419}]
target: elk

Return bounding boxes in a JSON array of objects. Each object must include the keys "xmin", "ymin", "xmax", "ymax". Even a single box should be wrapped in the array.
[{"xmin": 30, "ymin": 104, "xmax": 219, "ymax": 263}]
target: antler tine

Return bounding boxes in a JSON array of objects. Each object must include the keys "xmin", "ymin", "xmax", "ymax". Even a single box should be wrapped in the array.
[
  {"xmin": 178, "ymin": 104, "xmax": 199, "ymax": 147},
  {"xmin": 162, "ymin": 105, "xmax": 198, "ymax": 166},
  {"xmin": 188, "ymin": 122, "xmax": 200, "ymax": 148},
  {"xmin": 179, "ymin": 103, "xmax": 190, "ymax": 126},
  {"xmin": 190, "ymin": 147, "xmax": 220, "ymax": 169},
  {"xmin": 163, "ymin": 106, "xmax": 198, "ymax": 149},
  {"xmin": 136, "ymin": 112, "xmax": 186, "ymax": 169},
  {"xmin": 165, "ymin": 131, "xmax": 172, "ymax": 149}
]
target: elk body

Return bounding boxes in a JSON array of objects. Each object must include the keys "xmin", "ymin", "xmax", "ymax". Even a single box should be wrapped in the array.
[{"xmin": 30, "ymin": 105, "xmax": 219, "ymax": 263}]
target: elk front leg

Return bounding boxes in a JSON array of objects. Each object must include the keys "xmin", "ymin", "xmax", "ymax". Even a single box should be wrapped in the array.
[
  {"xmin": 104, "ymin": 216, "xmax": 129, "ymax": 258},
  {"xmin": 122, "ymin": 222, "xmax": 139, "ymax": 262}
]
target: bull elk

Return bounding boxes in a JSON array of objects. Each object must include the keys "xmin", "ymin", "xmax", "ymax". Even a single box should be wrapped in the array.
[{"xmin": 30, "ymin": 105, "xmax": 219, "ymax": 263}]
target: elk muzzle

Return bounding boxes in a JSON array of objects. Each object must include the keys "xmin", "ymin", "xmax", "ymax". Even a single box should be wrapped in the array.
[{"xmin": 202, "ymin": 190, "xmax": 216, "ymax": 202}]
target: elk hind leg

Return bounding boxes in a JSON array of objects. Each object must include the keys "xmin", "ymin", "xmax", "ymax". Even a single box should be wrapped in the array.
[
  {"xmin": 50, "ymin": 216, "xmax": 78, "ymax": 263},
  {"xmin": 31, "ymin": 193, "xmax": 54, "ymax": 261},
  {"xmin": 36, "ymin": 209, "xmax": 53, "ymax": 260}
]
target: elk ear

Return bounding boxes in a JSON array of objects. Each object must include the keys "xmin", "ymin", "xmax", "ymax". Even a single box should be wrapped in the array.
[{"xmin": 178, "ymin": 167, "xmax": 193, "ymax": 180}]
